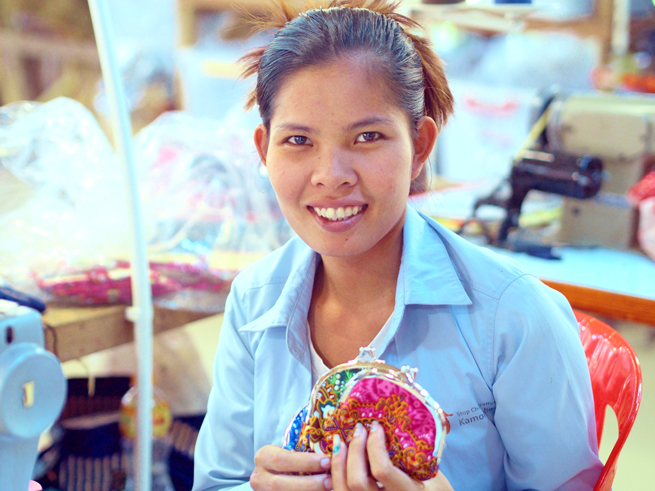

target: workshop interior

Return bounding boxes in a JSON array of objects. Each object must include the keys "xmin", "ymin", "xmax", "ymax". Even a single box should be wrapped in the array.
[{"xmin": 1, "ymin": 0, "xmax": 655, "ymax": 490}]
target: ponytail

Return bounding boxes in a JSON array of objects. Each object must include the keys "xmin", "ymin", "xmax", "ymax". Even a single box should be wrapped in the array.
[
  {"xmin": 405, "ymin": 31, "xmax": 453, "ymax": 130},
  {"xmin": 240, "ymin": 0, "xmax": 453, "ymax": 131}
]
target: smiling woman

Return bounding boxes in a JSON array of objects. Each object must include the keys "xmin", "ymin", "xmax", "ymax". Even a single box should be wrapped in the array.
[
  {"xmin": 192, "ymin": 2, "xmax": 605, "ymax": 491},
  {"xmin": 254, "ymin": 58, "xmax": 436, "ymax": 262}
]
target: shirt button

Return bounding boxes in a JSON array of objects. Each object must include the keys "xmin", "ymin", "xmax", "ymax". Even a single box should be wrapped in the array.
[{"xmin": 291, "ymin": 346, "xmax": 302, "ymax": 358}]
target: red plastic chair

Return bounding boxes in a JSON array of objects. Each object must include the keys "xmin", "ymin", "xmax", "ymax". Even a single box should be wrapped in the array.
[{"xmin": 575, "ymin": 311, "xmax": 643, "ymax": 491}]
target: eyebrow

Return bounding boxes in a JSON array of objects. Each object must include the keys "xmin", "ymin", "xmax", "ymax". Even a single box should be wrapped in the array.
[
  {"xmin": 273, "ymin": 117, "xmax": 395, "ymax": 134},
  {"xmin": 273, "ymin": 123, "xmax": 316, "ymax": 133},
  {"xmin": 346, "ymin": 117, "xmax": 395, "ymax": 131}
]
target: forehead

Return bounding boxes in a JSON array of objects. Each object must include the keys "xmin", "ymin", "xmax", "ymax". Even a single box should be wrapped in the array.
[{"xmin": 269, "ymin": 57, "xmax": 409, "ymax": 129}]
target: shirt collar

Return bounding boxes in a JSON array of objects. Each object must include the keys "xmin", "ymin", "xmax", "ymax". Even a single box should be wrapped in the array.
[
  {"xmin": 238, "ymin": 241, "xmax": 317, "ymax": 334},
  {"xmin": 239, "ymin": 205, "xmax": 472, "ymax": 338},
  {"xmin": 401, "ymin": 206, "xmax": 472, "ymax": 306},
  {"xmin": 372, "ymin": 206, "xmax": 471, "ymax": 357}
]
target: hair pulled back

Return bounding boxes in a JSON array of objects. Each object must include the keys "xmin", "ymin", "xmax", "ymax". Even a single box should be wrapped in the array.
[{"xmin": 240, "ymin": 0, "xmax": 454, "ymax": 133}]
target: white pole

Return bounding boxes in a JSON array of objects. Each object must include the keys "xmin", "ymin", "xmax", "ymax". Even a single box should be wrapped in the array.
[
  {"xmin": 611, "ymin": 0, "xmax": 630, "ymax": 58},
  {"xmin": 86, "ymin": 2, "xmax": 154, "ymax": 491}
]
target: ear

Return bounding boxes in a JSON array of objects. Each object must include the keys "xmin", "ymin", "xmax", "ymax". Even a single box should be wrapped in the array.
[
  {"xmin": 411, "ymin": 116, "xmax": 438, "ymax": 179},
  {"xmin": 254, "ymin": 124, "xmax": 269, "ymax": 166}
]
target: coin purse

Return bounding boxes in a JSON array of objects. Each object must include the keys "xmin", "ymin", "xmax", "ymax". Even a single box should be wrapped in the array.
[{"xmin": 283, "ymin": 348, "xmax": 447, "ymax": 481}]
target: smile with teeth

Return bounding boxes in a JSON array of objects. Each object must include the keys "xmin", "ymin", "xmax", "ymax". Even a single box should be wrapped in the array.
[{"xmin": 313, "ymin": 205, "xmax": 364, "ymax": 221}]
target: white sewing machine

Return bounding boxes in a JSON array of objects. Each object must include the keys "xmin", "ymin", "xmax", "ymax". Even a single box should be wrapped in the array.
[
  {"xmin": 537, "ymin": 89, "xmax": 655, "ymax": 248},
  {"xmin": 0, "ymin": 300, "xmax": 66, "ymax": 490}
]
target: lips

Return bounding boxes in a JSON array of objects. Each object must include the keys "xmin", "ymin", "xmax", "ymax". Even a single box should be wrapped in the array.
[
  {"xmin": 312, "ymin": 205, "xmax": 363, "ymax": 221},
  {"xmin": 307, "ymin": 203, "xmax": 368, "ymax": 231}
]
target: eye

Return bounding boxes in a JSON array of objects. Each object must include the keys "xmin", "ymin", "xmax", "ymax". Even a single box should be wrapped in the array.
[
  {"xmin": 356, "ymin": 132, "xmax": 381, "ymax": 143},
  {"xmin": 285, "ymin": 135, "xmax": 312, "ymax": 146}
]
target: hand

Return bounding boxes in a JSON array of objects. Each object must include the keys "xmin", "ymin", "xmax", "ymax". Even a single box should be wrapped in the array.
[
  {"xmin": 250, "ymin": 444, "xmax": 332, "ymax": 491},
  {"xmin": 331, "ymin": 421, "xmax": 454, "ymax": 491}
]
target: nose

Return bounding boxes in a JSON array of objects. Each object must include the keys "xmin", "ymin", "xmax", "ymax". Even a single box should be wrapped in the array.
[{"xmin": 310, "ymin": 146, "xmax": 357, "ymax": 190}]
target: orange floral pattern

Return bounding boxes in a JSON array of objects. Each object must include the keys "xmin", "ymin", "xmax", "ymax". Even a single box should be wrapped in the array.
[
  {"xmin": 283, "ymin": 368, "xmax": 442, "ymax": 482},
  {"xmin": 322, "ymin": 377, "xmax": 439, "ymax": 481},
  {"xmin": 295, "ymin": 367, "xmax": 362, "ymax": 453}
]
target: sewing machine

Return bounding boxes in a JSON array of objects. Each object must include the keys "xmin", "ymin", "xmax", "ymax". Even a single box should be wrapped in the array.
[
  {"xmin": 467, "ymin": 88, "xmax": 655, "ymax": 251},
  {"xmin": 549, "ymin": 90, "xmax": 655, "ymax": 249},
  {"xmin": 0, "ymin": 300, "xmax": 66, "ymax": 491},
  {"xmin": 470, "ymin": 149, "xmax": 603, "ymax": 250}
]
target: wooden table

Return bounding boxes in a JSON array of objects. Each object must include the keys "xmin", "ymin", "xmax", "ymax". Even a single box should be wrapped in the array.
[
  {"xmin": 41, "ymin": 245, "xmax": 654, "ymax": 363},
  {"xmin": 42, "ymin": 303, "xmax": 221, "ymax": 362},
  {"xmin": 491, "ymin": 246, "xmax": 655, "ymax": 326}
]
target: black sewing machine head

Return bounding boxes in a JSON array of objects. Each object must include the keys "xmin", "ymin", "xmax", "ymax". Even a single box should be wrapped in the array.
[
  {"xmin": 512, "ymin": 150, "xmax": 603, "ymax": 200},
  {"xmin": 467, "ymin": 149, "xmax": 603, "ymax": 249},
  {"xmin": 458, "ymin": 84, "xmax": 607, "ymax": 254}
]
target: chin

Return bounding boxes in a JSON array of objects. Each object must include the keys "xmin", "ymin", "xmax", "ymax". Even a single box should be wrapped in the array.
[{"xmin": 305, "ymin": 237, "xmax": 372, "ymax": 259}]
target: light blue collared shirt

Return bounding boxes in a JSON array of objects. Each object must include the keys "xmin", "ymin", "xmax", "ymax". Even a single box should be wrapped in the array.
[{"xmin": 193, "ymin": 206, "xmax": 603, "ymax": 491}]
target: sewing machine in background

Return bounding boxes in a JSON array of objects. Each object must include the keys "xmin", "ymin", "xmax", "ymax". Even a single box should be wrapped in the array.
[
  {"xmin": 466, "ymin": 87, "xmax": 655, "ymax": 252},
  {"xmin": 551, "ymin": 90, "xmax": 655, "ymax": 249},
  {"xmin": 0, "ymin": 300, "xmax": 66, "ymax": 490}
]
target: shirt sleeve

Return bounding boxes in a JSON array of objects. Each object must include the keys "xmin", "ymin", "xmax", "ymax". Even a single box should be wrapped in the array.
[
  {"xmin": 192, "ymin": 285, "xmax": 256, "ymax": 491},
  {"xmin": 491, "ymin": 274, "xmax": 604, "ymax": 491}
]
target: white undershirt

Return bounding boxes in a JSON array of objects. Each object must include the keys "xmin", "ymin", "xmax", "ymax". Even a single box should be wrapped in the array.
[{"xmin": 308, "ymin": 315, "xmax": 393, "ymax": 385}]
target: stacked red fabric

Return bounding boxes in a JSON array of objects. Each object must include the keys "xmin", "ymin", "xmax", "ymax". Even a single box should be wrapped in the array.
[{"xmin": 628, "ymin": 171, "xmax": 655, "ymax": 205}]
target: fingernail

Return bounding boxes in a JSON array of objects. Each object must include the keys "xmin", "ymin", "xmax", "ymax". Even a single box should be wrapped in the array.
[
  {"xmin": 323, "ymin": 476, "xmax": 333, "ymax": 490},
  {"xmin": 353, "ymin": 423, "xmax": 364, "ymax": 437},
  {"xmin": 333, "ymin": 434, "xmax": 341, "ymax": 455},
  {"xmin": 320, "ymin": 457, "xmax": 331, "ymax": 469},
  {"xmin": 370, "ymin": 420, "xmax": 380, "ymax": 432}
]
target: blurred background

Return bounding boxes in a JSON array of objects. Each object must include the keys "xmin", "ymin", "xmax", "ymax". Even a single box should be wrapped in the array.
[{"xmin": 1, "ymin": 1, "xmax": 655, "ymax": 490}]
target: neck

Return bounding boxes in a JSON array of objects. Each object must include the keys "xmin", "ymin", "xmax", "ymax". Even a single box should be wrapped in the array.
[
  {"xmin": 307, "ymin": 210, "xmax": 406, "ymax": 366},
  {"xmin": 315, "ymin": 210, "xmax": 405, "ymax": 312}
]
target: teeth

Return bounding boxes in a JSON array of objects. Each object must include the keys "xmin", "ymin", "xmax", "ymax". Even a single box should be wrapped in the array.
[{"xmin": 314, "ymin": 206, "xmax": 362, "ymax": 221}]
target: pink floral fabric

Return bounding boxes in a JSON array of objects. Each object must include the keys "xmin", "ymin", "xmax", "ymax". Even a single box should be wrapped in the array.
[{"xmin": 322, "ymin": 377, "xmax": 439, "ymax": 481}]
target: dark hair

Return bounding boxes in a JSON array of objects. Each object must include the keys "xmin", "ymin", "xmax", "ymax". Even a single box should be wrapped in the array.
[{"xmin": 240, "ymin": 0, "xmax": 454, "ymax": 192}]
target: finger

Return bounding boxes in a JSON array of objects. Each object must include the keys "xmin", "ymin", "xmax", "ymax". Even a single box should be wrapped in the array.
[
  {"xmin": 347, "ymin": 423, "xmax": 378, "ymax": 490},
  {"xmin": 367, "ymin": 421, "xmax": 419, "ymax": 490},
  {"xmin": 255, "ymin": 445, "xmax": 331, "ymax": 474},
  {"xmin": 330, "ymin": 434, "xmax": 350, "ymax": 491},
  {"xmin": 250, "ymin": 470, "xmax": 332, "ymax": 491}
]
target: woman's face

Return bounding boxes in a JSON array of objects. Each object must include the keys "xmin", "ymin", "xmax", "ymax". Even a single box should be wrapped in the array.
[{"xmin": 254, "ymin": 57, "xmax": 436, "ymax": 259}]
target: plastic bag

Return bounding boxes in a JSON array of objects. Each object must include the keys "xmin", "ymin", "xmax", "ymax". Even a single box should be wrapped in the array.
[
  {"xmin": 94, "ymin": 49, "xmax": 176, "ymax": 133},
  {"xmin": 467, "ymin": 32, "xmax": 596, "ymax": 91},
  {"xmin": 0, "ymin": 99, "xmax": 292, "ymax": 310},
  {"xmin": 437, "ymin": 79, "xmax": 535, "ymax": 182},
  {"xmin": 134, "ymin": 111, "xmax": 293, "ymax": 311},
  {"xmin": 0, "ymin": 98, "xmax": 138, "ymax": 302}
]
